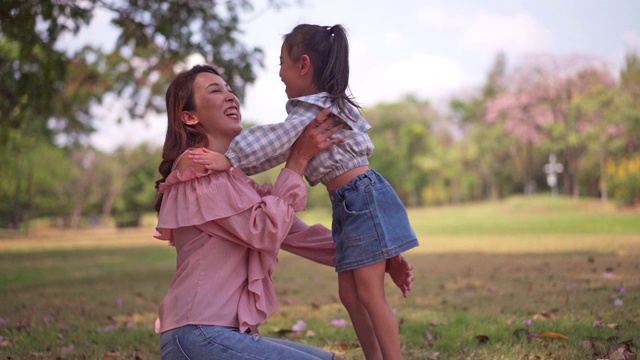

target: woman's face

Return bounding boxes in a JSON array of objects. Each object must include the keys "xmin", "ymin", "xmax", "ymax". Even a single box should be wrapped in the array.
[{"xmin": 188, "ymin": 72, "xmax": 243, "ymax": 145}]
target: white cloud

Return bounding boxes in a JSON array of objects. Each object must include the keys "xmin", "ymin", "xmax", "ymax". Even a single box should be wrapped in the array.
[
  {"xmin": 602, "ymin": 30, "xmax": 640, "ymax": 72},
  {"xmin": 623, "ymin": 30, "xmax": 640, "ymax": 49},
  {"xmin": 460, "ymin": 12, "xmax": 553, "ymax": 52},
  {"xmin": 349, "ymin": 38, "xmax": 367, "ymax": 58},
  {"xmin": 57, "ymin": 7, "xmax": 117, "ymax": 54},
  {"xmin": 351, "ymin": 53, "xmax": 467, "ymax": 107},
  {"xmin": 90, "ymin": 113, "xmax": 166, "ymax": 152},
  {"xmin": 89, "ymin": 94, "xmax": 166, "ymax": 152},
  {"xmin": 416, "ymin": 7, "xmax": 454, "ymax": 30},
  {"xmin": 416, "ymin": 7, "xmax": 553, "ymax": 53},
  {"xmin": 383, "ymin": 31, "xmax": 405, "ymax": 46},
  {"xmin": 242, "ymin": 45, "xmax": 289, "ymax": 124},
  {"xmin": 242, "ymin": 74, "xmax": 289, "ymax": 125}
]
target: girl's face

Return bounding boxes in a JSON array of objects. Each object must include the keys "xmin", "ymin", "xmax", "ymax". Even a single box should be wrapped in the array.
[
  {"xmin": 279, "ymin": 45, "xmax": 306, "ymax": 99},
  {"xmin": 187, "ymin": 72, "xmax": 242, "ymax": 148}
]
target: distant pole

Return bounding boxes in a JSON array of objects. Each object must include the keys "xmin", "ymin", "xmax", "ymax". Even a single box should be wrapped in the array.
[{"xmin": 543, "ymin": 153, "xmax": 564, "ymax": 197}]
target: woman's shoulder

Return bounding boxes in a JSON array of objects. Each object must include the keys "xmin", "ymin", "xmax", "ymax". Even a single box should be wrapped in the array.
[
  {"xmin": 159, "ymin": 149, "xmax": 255, "ymax": 192},
  {"xmin": 173, "ymin": 149, "xmax": 207, "ymax": 174},
  {"xmin": 162, "ymin": 166, "xmax": 253, "ymax": 190}
]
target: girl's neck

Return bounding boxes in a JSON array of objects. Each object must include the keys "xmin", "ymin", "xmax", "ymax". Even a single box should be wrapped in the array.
[{"xmin": 296, "ymin": 81, "xmax": 322, "ymax": 98}]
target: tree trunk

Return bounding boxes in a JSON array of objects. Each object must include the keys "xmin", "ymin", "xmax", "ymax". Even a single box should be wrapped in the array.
[{"xmin": 599, "ymin": 140, "xmax": 608, "ymax": 202}]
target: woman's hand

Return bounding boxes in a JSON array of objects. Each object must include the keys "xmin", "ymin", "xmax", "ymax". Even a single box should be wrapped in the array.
[
  {"xmin": 285, "ymin": 108, "xmax": 345, "ymax": 175},
  {"xmin": 386, "ymin": 255, "xmax": 415, "ymax": 298}
]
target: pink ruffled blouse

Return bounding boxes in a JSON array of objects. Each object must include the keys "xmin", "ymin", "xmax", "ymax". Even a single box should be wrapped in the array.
[{"xmin": 154, "ymin": 162, "xmax": 336, "ymax": 334}]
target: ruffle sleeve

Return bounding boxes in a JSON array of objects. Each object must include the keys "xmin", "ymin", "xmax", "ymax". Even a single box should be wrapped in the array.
[
  {"xmin": 154, "ymin": 168, "xmax": 262, "ymax": 243},
  {"xmin": 238, "ymin": 249, "xmax": 279, "ymax": 333},
  {"xmin": 155, "ymin": 167, "xmax": 306, "ymax": 244}
]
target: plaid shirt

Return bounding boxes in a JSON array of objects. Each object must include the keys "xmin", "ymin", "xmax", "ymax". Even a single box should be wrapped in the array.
[{"xmin": 225, "ymin": 92, "xmax": 374, "ymax": 186}]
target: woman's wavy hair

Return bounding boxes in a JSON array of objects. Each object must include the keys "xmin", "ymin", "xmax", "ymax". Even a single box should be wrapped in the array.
[
  {"xmin": 154, "ymin": 64, "xmax": 222, "ymax": 213},
  {"xmin": 282, "ymin": 24, "xmax": 361, "ymax": 119}
]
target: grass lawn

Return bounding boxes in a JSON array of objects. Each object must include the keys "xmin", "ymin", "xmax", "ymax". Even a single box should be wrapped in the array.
[{"xmin": 0, "ymin": 195, "xmax": 639, "ymax": 359}]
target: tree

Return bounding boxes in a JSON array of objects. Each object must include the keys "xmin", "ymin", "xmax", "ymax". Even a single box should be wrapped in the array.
[
  {"xmin": 484, "ymin": 54, "xmax": 615, "ymax": 198},
  {"xmin": 618, "ymin": 52, "xmax": 640, "ymax": 153},
  {"xmin": 366, "ymin": 95, "xmax": 436, "ymax": 206},
  {"xmin": 567, "ymin": 67, "xmax": 619, "ymax": 200},
  {"xmin": 0, "ymin": 132, "xmax": 75, "ymax": 229},
  {"xmin": 110, "ymin": 143, "xmax": 160, "ymax": 227},
  {"xmin": 0, "ymin": 0, "xmax": 293, "ymax": 229},
  {"xmin": 602, "ymin": 52, "xmax": 640, "ymax": 206},
  {"xmin": 450, "ymin": 52, "xmax": 525, "ymax": 200},
  {"xmin": 0, "ymin": 0, "xmax": 292, "ymax": 148},
  {"xmin": 0, "ymin": 1, "xmax": 77, "ymax": 145}
]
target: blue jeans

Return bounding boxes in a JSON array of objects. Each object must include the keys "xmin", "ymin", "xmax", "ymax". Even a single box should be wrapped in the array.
[{"xmin": 160, "ymin": 325, "xmax": 337, "ymax": 359}]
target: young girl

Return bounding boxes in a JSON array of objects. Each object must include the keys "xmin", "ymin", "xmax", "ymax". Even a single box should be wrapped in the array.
[{"xmin": 189, "ymin": 24, "xmax": 419, "ymax": 359}]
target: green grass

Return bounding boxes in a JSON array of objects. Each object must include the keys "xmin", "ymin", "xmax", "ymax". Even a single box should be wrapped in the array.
[
  {"xmin": 1, "ymin": 195, "xmax": 639, "ymax": 359},
  {"xmin": 301, "ymin": 195, "xmax": 640, "ymax": 239}
]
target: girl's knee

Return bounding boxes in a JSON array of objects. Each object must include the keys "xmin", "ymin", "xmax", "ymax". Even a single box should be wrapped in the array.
[
  {"xmin": 338, "ymin": 287, "xmax": 359, "ymax": 309},
  {"xmin": 356, "ymin": 289, "xmax": 389, "ymax": 309}
]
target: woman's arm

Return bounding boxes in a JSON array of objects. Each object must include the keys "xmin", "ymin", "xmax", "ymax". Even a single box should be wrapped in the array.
[{"xmin": 280, "ymin": 217, "xmax": 336, "ymax": 266}]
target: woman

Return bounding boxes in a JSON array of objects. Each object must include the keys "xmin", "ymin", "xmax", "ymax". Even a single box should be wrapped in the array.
[{"xmin": 154, "ymin": 64, "xmax": 414, "ymax": 359}]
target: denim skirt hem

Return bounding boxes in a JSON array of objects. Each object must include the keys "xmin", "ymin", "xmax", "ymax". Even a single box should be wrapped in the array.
[{"xmin": 335, "ymin": 237, "xmax": 419, "ymax": 272}]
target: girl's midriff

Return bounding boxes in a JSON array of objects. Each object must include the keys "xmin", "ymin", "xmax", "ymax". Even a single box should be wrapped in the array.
[{"xmin": 326, "ymin": 166, "xmax": 369, "ymax": 193}]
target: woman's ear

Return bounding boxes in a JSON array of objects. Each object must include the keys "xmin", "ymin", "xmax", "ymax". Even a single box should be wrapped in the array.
[{"xmin": 181, "ymin": 111, "xmax": 198, "ymax": 126}]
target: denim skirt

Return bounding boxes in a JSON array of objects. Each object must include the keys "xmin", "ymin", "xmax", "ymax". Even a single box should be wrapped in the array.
[{"xmin": 329, "ymin": 169, "xmax": 419, "ymax": 272}]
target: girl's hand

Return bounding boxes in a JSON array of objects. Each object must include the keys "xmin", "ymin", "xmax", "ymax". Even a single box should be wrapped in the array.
[
  {"xmin": 285, "ymin": 108, "xmax": 346, "ymax": 175},
  {"xmin": 187, "ymin": 148, "xmax": 232, "ymax": 170}
]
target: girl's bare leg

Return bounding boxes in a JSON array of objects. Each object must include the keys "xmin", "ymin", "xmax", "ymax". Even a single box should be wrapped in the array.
[
  {"xmin": 353, "ymin": 260, "xmax": 402, "ymax": 360},
  {"xmin": 338, "ymin": 270, "xmax": 382, "ymax": 360}
]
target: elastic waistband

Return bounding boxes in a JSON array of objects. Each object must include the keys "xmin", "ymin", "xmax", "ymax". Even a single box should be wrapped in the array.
[{"xmin": 317, "ymin": 157, "xmax": 370, "ymax": 186}]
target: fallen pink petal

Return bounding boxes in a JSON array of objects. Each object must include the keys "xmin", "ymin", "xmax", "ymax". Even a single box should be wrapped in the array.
[
  {"xmin": 613, "ymin": 298, "xmax": 624, "ymax": 306},
  {"xmin": 565, "ymin": 283, "xmax": 577, "ymax": 290},
  {"xmin": 60, "ymin": 344, "xmax": 75, "ymax": 354},
  {"xmin": 292, "ymin": 320, "xmax": 307, "ymax": 332},
  {"xmin": 330, "ymin": 319, "xmax": 347, "ymax": 327},
  {"xmin": 97, "ymin": 325, "xmax": 116, "ymax": 332},
  {"xmin": 285, "ymin": 298, "xmax": 298, "ymax": 306}
]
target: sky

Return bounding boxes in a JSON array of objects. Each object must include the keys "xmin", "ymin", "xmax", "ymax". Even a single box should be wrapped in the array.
[{"xmin": 68, "ymin": 0, "xmax": 640, "ymax": 152}]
